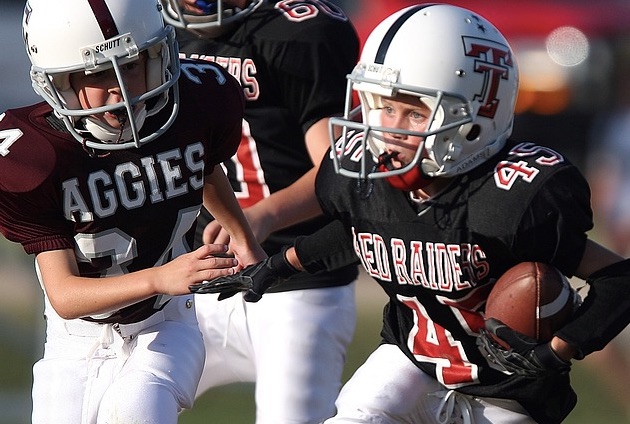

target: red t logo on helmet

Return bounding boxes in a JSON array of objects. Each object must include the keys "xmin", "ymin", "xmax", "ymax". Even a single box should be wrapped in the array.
[{"xmin": 462, "ymin": 37, "xmax": 514, "ymax": 119}]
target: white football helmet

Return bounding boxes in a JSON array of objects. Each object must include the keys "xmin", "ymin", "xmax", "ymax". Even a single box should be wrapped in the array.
[
  {"xmin": 329, "ymin": 4, "xmax": 519, "ymax": 186},
  {"xmin": 23, "ymin": 0, "xmax": 180, "ymax": 151},
  {"xmin": 160, "ymin": 0, "xmax": 263, "ymax": 38}
]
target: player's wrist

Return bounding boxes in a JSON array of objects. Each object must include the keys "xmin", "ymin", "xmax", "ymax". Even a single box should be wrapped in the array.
[
  {"xmin": 534, "ymin": 343, "xmax": 571, "ymax": 371},
  {"xmin": 269, "ymin": 245, "xmax": 301, "ymax": 278},
  {"xmin": 549, "ymin": 336, "xmax": 576, "ymax": 363}
]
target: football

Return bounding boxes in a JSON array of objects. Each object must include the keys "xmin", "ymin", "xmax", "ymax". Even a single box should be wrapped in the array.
[{"xmin": 485, "ymin": 262, "xmax": 577, "ymax": 344}]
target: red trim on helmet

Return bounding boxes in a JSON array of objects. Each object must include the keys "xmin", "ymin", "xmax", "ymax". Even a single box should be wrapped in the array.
[{"xmin": 87, "ymin": 0, "xmax": 119, "ymax": 39}]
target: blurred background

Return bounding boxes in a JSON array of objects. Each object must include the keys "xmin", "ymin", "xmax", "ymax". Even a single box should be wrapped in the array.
[{"xmin": 2, "ymin": 0, "xmax": 630, "ymax": 422}]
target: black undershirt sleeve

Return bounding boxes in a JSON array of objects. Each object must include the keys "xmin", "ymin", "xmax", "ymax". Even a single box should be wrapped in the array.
[
  {"xmin": 293, "ymin": 219, "xmax": 359, "ymax": 274},
  {"xmin": 556, "ymin": 258, "xmax": 630, "ymax": 359}
]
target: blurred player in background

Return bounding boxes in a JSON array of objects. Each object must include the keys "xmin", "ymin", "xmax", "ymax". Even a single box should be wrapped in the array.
[
  {"xmin": 195, "ymin": 4, "xmax": 630, "ymax": 423},
  {"xmin": 0, "ymin": 0, "xmax": 265, "ymax": 422},
  {"xmin": 160, "ymin": 0, "xmax": 360, "ymax": 422}
]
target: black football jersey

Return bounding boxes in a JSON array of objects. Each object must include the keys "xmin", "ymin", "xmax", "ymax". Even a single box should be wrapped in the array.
[
  {"xmin": 176, "ymin": 0, "xmax": 360, "ymax": 289},
  {"xmin": 315, "ymin": 137, "xmax": 593, "ymax": 392},
  {"xmin": 0, "ymin": 59, "xmax": 243, "ymax": 324}
]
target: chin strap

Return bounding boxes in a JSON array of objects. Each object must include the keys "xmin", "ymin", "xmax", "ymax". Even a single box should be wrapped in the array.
[
  {"xmin": 113, "ymin": 111, "xmax": 128, "ymax": 144},
  {"xmin": 81, "ymin": 138, "xmax": 111, "ymax": 159},
  {"xmin": 355, "ymin": 152, "xmax": 396, "ymax": 199}
]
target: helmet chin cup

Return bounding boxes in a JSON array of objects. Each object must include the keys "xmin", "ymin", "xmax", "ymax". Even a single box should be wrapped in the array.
[
  {"xmin": 381, "ymin": 162, "xmax": 432, "ymax": 191},
  {"xmin": 82, "ymin": 105, "xmax": 148, "ymax": 144}
]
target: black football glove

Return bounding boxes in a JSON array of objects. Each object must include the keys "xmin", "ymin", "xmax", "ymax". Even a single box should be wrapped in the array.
[
  {"xmin": 189, "ymin": 271, "xmax": 253, "ymax": 300},
  {"xmin": 189, "ymin": 246, "xmax": 299, "ymax": 301},
  {"xmin": 477, "ymin": 318, "xmax": 571, "ymax": 377}
]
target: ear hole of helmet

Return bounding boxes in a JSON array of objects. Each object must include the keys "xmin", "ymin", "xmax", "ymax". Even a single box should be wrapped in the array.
[{"xmin": 463, "ymin": 123, "xmax": 481, "ymax": 141}]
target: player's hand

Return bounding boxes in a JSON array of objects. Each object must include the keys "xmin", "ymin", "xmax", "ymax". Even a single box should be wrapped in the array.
[
  {"xmin": 477, "ymin": 318, "xmax": 571, "ymax": 377},
  {"xmin": 154, "ymin": 244, "xmax": 238, "ymax": 295},
  {"xmin": 189, "ymin": 246, "xmax": 299, "ymax": 301}
]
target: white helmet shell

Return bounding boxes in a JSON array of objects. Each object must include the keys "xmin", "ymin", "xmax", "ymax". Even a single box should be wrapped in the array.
[
  {"xmin": 330, "ymin": 4, "xmax": 519, "ymax": 181},
  {"xmin": 23, "ymin": 0, "xmax": 181, "ymax": 151}
]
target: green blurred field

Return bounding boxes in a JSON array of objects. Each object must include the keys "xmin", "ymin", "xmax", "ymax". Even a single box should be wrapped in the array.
[{"xmin": 1, "ymin": 238, "xmax": 628, "ymax": 423}]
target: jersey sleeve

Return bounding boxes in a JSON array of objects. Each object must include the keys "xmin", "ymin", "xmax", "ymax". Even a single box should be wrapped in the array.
[
  {"xmin": 512, "ymin": 165, "xmax": 593, "ymax": 275},
  {"xmin": 0, "ymin": 108, "xmax": 74, "ymax": 254},
  {"xmin": 556, "ymin": 258, "xmax": 630, "ymax": 358},
  {"xmin": 176, "ymin": 59, "xmax": 245, "ymax": 174},
  {"xmin": 0, "ymin": 188, "xmax": 74, "ymax": 254}
]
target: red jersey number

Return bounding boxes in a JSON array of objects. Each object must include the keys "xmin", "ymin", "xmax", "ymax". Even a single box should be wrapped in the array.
[
  {"xmin": 399, "ymin": 295, "xmax": 480, "ymax": 387},
  {"xmin": 229, "ymin": 119, "xmax": 270, "ymax": 208}
]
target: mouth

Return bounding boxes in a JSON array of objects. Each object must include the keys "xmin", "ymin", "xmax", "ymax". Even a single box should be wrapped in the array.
[
  {"xmin": 103, "ymin": 109, "xmax": 129, "ymax": 127},
  {"xmin": 377, "ymin": 151, "xmax": 403, "ymax": 170}
]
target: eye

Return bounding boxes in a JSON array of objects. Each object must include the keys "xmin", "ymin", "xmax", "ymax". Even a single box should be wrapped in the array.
[
  {"xmin": 383, "ymin": 106, "xmax": 395, "ymax": 116},
  {"xmin": 121, "ymin": 61, "xmax": 140, "ymax": 72},
  {"xmin": 409, "ymin": 110, "xmax": 428, "ymax": 127}
]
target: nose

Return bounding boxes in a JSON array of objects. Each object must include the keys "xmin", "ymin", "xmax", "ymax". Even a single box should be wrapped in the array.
[
  {"xmin": 105, "ymin": 75, "xmax": 130, "ymax": 103},
  {"xmin": 386, "ymin": 116, "xmax": 409, "ymax": 138}
]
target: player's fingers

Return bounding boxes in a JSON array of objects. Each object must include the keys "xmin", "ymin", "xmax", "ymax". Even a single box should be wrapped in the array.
[
  {"xmin": 202, "ymin": 221, "xmax": 226, "ymax": 245},
  {"xmin": 199, "ymin": 255, "xmax": 238, "ymax": 270},
  {"xmin": 199, "ymin": 265, "xmax": 236, "ymax": 282},
  {"xmin": 215, "ymin": 229, "xmax": 231, "ymax": 247},
  {"xmin": 194, "ymin": 243, "xmax": 229, "ymax": 258}
]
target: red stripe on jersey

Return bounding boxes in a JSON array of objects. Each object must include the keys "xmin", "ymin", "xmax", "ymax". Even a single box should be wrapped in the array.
[{"xmin": 87, "ymin": 0, "xmax": 119, "ymax": 39}]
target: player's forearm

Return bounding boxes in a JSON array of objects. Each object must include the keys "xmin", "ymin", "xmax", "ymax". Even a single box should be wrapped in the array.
[
  {"xmin": 203, "ymin": 167, "xmax": 258, "ymax": 247},
  {"xmin": 54, "ymin": 271, "xmax": 160, "ymax": 320},
  {"xmin": 37, "ymin": 244, "xmax": 237, "ymax": 320},
  {"xmin": 37, "ymin": 249, "xmax": 161, "ymax": 319},
  {"xmin": 250, "ymin": 167, "xmax": 323, "ymax": 233},
  {"xmin": 550, "ymin": 337, "xmax": 578, "ymax": 362},
  {"xmin": 284, "ymin": 245, "xmax": 305, "ymax": 272},
  {"xmin": 246, "ymin": 117, "xmax": 331, "ymax": 234}
]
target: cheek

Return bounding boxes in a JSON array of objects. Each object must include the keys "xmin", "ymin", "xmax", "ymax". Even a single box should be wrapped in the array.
[
  {"xmin": 76, "ymin": 86, "xmax": 106, "ymax": 109},
  {"xmin": 127, "ymin": 71, "xmax": 148, "ymax": 97},
  {"xmin": 401, "ymin": 138, "xmax": 423, "ymax": 154}
]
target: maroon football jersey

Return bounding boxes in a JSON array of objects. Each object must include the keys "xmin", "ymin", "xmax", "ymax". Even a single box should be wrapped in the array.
[{"xmin": 0, "ymin": 59, "xmax": 243, "ymax": 323}]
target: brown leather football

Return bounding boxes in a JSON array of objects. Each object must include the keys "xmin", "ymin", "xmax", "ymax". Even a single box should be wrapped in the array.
[{"xmin": 485, "ymin": 262, "xmax": 576, "ymax": 343}]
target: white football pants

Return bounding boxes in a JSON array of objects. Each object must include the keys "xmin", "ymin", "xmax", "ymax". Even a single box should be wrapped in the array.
[
  {"xmin": 325, "ymin": 344, "xmax": 537, "ymax": 424},
  {"xmin": 194, "ymin": 282, "xmax": 356, "ymax": 424}
]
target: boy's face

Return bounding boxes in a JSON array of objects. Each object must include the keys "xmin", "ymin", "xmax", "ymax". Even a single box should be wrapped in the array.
[
  {"xmin": 378, "ymin": 93, "xmax": 432, "ymax": 169},
  {"xmin": 69, "ymin": 53, "xmax": 148, "ymax": 130}
]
